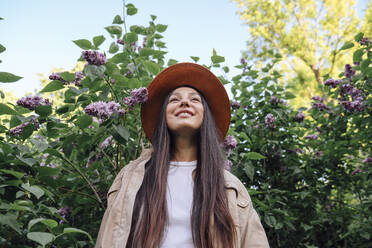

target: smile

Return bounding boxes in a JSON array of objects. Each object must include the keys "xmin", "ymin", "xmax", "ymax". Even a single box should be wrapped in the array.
[{"xmin": 177, "ymin": 112, "xmax": 193, "ymax": 118}]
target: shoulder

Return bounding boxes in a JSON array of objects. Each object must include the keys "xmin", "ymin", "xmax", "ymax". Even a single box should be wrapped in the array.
[
  {"xmin": 108, "ymin": 148, "xmax": 153, "ymax": 194},
  {"xmin": 224, "ymin": 170, "xmax": 252, "ymax": 209}
]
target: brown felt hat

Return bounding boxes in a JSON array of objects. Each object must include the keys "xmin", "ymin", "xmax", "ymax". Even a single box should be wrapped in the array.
[{"xmin": 140, "ymin": 62, "xmax": 231, "ymax": 143}]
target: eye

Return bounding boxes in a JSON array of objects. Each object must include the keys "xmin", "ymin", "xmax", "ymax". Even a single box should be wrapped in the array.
[
  {"xmin": 169, "ymin": 98, "xmax": 179, "ymax": 102},
  {"xmin": 191, "ymin": 98, "xmax": 201, "ymax": 102}
]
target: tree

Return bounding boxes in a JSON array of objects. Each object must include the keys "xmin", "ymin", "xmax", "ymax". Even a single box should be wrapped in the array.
[{"xmin": 233, "ymin": 0, "xmax": 370, "ymax": 108}]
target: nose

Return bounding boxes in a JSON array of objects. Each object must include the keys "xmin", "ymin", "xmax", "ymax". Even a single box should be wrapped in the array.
[{"xmin": 180, "ymin": 98, "xmax": 190, "ymax": 107}]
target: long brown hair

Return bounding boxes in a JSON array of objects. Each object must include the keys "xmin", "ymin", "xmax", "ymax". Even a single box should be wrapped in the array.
[{"xmin": 126, "ymin": 88, "xmax": 236, "ymax": 248}]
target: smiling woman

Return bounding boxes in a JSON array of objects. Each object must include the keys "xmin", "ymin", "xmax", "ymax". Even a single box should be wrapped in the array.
[{"xmin": 95, "ymin": 63, "xmax": 269, "ymax": 248}]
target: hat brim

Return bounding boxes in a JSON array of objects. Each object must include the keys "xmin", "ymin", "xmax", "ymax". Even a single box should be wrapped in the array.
[{"xmin": 141, "ymin": 62, "xmax": 231, "ymax": 143}]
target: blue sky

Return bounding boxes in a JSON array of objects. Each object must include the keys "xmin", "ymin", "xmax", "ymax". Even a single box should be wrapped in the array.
[{"xmin": 0, "ymin": 0, "xmax": 370, "ymax": 97}]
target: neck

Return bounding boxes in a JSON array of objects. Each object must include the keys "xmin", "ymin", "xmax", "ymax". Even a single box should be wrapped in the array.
[{"xmin": 171, "ymin": 134, "xmax": 198, "ymax": 162}]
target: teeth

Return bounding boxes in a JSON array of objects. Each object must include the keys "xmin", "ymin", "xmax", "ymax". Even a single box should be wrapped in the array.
[{"xmin": 178, "ymin": 112, "xmax": 192, "ymax": 117}]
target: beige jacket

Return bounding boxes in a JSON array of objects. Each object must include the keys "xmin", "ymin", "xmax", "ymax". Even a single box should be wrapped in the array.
[{"xmin": 95, "ymin": 148, "xmax": 270, "ymax": 248}]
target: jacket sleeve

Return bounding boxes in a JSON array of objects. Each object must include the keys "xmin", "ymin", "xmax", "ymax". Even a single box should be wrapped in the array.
[{"xmin": 237, "ymin": 184, "xmax": 270, "ymax": 248}]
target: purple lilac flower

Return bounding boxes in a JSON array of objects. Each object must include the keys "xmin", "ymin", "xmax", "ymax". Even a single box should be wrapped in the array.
[
  {"xmin": 17, "ymin": 96, "xmax": 52, "ymax": 110},
  {"xmin": 315, "ymin": 151, "xmax": 323, "ymax": 157},
  {"xmin": 344, "ymin": 64, "xmax": 355, "ymax": 81},
  {"xmin": 360, "ymin": 37, "xmax": 371, "ymax": 46},
  {"xmin": 123, "ymin": 87, "xmax": 148, "ymax": 110},
  {"xmin": 324, "ymin": 78, "xmax": 341, "ymax": 88},
  {"xmin": 351, "ymin": 167, "xmax": 362, "ymax": 175},
  {"xmin": 224, "ymin": 160, "xmax": 233, "ymax": 171},
  {"xmin": 142, "ymin": 38, "xmax": 147, "ymax": 48},
  {"xmin": 240, "ymin": 58, "xmax": 246, "ymax": 65},
  {"xmin": 99, "ymin": 136, "xmax": 113, "ymax": 150},
  {"xmin": 305, "ymin": 134, "xmax": 319, "ymax": 140},
  {"xmin": 341, "ymin": 100, "xmax": 363, "ymax": 112},
  {"xmin": 117, "ymin": 39, "xmax": 124, "ymax": 45},
  {"xmin": 311, "ymin": 102, "xmax": 330, "ymax": 111},
  {"xmin": 231, "ymin": 101, "xmax": 241, "ymax": 109},
  {"xmin": 86, "ymin": 154, "xmax": 102, "ymax": 168},
  {"xmin": 294, "ymin": 112, "xmax": 305, "ymax": 122},
  {"xmin": 10, "ymin": 118, "xmax": 39, "ymax": 135},
  {"xmin": 82, "ymin": 51, "xmax": 106, "ymax": 66},
  {"xmin": 49, "ymin": 71, "xmax": 84, "ymax": 86},
  {"xmin": 117, "ymin": 109, "xmax": 126, "ymax": 116},
  {"xmin": 57, "ymin": 206, "xmax": 71, "ymax": 224},
  {"xmin": 311, "ymin": 96, "xmax": 324, "ymax": 102},
  {"xmin": 223, "ymin": 135, "xmax": 238, "ymax": 151},
  {"xmin": 84, "ymin": 101, "xmax": 121, "ymax": 120},
  {"xmin": 270, "ymin": 96, "xmax": 284, "ymax": 105},
  {"xmin": 265, "ymin": 113, "xmax": 276, "ymax": 128},
  {"xmin": 363, "ymin": 157, "xmax": 372, "ymax": 164},
  {"xmin": 123, "ymin": 71, "xmax": 133, "ymax": 77}
]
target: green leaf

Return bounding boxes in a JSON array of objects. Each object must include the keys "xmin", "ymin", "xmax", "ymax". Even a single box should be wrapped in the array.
[
  {"xmin": 223, "ymin": 66, "xmax": 229, "ymax": 73},
  {"xmin": 0, "ymin": 214, "xmax": 21, "ymax": 234},
  {"xmin": 244, "ymin": 163, "xmax": 255, "ymax": 181},
  {"xmin": 84, "ymin": 64, "xmax": 105, "ymax": 81},
  {"xmin": 21, "ymin": 123, "xmax": 34, "ymax": 140},
  {"xmin": 60, "ymin": 71, "xmax": 75, "ymax": 82},
  {"xmin": 112, "ymin": 15, "xmax": 124, "ymax": 24},
  {"xmin": 75, "ymin": 115, "xmax": 92, "ymax": 129},
  {"xmin": 150, "ymin": 15, "xmax": 157, "ymax": 21},
  {"xmin": 211, "ymin": 50, "xmax": 225, "ymax": 64},
  {"xmin": 126, "ymin": 4, "xmax": 138, "ymax": 16},
  {"xmin": 35, "ymin": 105, "xmax": 52, "ymax": 117},
  {"xmin": 130, "ymin": 25, "xmax": 148, "ymax": 35},
  {"xmin": 156, "ymin": 24, "xmax": 167, "ymax": 32},
  {"xmin": 93, "ymin": 35, "xmax": 105, "ymax": 48},
  {"xmin": 0, "ymin": 103, "xmax": 17, "ymax": 115},
  {"xmin": 353, "ymin": 48, "xmax": 364, "ymax": 63},
  {"xmin": 167, "ymin": 59, "xmax": 178, "ymax": 66},
  {"xmin": 190, "ymin": 56, "xmax": 200, "ymax": 63},
  {"xmin": 40, "ymin": 80, "xmax": 64, "ymax": 93},
  {"xmin": 27, "ymin": 232, "xmax": 55, "ymax": 247},
  {"xmin": 0, "ymin": 72, "xmax": 22, "ymax": 83},
  {"xmin": 245, "ymin": 152, "xmax": 266, "ymax": 160},
  {"xmin": 105, "ymin": 26, "xmax": 122, "ymax": 37},
  {"xmin": 0, "ymin": 44, "xmax": 5, "ymax": 53},
  {"xmin": 123, "ymin": 32, "xmax": 138, "ymax": 43},
  {"xmin": 22, "ymin": 183, "xmax": 44, "ymax": 199},
  {"xmin": 354, "ymin": 32, "xmax": 364, "ymax": 42},
  {"xmin": 143, "ymin": 61, "xmax": 160, "ymax": 75},
  {"xmin": 361, "ymin": 59, "xmax": 371, "ymax": 74},
  {"xmin": 72, "ymin": 39, "xmax": 92, "ymax": 50},
  {"xmin": 30, "ymin": 138, "xmax": 49, "ymax": 152},
  {"xmin": 113, "ymin": 125, "xmax": 130, "ymax": 141},
  {"xmin": 28, "ymin": 218, "xmax": 58, "ymax": 230},
  {"xmin": 340, "ymin": 42, "xmax": 354, "ymax": 50},
  {"xmin": 56, "ymin": 105, "xmax": 71, "ymax": 114},
  {"xmin": 0, "ymin": 169, "xmax": 24, "ymax": 179},
  {"xmin": 109, "ymin": 42, "xmax": 119, "ymax": 54},
  {"xmin": 62, "ymin": 227, "xmax": 93, "ymax": 241},
  {"xmin": 285, "ymin": 92, "xmax": 296, "ymax": 99}
]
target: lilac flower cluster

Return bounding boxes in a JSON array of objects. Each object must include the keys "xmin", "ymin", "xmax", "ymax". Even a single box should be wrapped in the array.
[
  {"xmin": 339, "ymin": 83, "xmax": 364, "ymax": 112},
  {"xmin": 99, "ymin": 136, "xmax": 113, "ymax": 150},
  {"xmin": 270, "ymin": 96, "xmax": 285, "ymax": 105},
  {"xmin": 344, "ymin": 64, "xmax": 355, "ymax": 81},
  {"xmin": 123, "ymin": 87, "xmax": 148, "ymax": 110},
  {"xmin": 224, "ymin": 160, "xmax": 233, "ymax": 171},
  {"xmin": 360, "ymin": 37, "xmax": 371, "ymax": 46},
  {"xmin": 10, "ymin": 118, "xmax": 39, "ymax": 135},
  {"xmin": 311, "ymin": 96, "xmax": 330, "ymax": 111},
  {"xmin": 294, "ymin": 112, "xmax": 305, "ymax": 122},
  {"xmin": 82, "ymin": 51, "xmax": 106, "ymax": 66},
  {"xmin": 231, "ymin": 101, "xmax": 241, "ymax": 109},
  {"xmin": 351, "ymin": 167, "xmax": 363, "ymax": 175},
  {"xmin": 265, "ymin": 113, "xmax": 276, "ymax": 128},
  {"xmin": 49, "ymin": 71, "xmax": 84, "ymax": 86},
  {"xmin": 86, "ymin": 154, "xmax": 102, "ymax": 168},
  {"xmin": 221, "ymin": 135, "xmax": 238, "ymax": 171},
  {"xmin": 324, "ymin": 78, "xmax": 342, "ymax": 88},
  {"xmin": 17, "ymin": 96, "xmax": 52, "ymax": 110},
  {"xmin": 363, "ymin": 157, "xmax": 372, "ymax": 163},
  {"xmin": 305, "ymin": 134, "xmax": 319, "ymax": 140},
  {"xmin": 57, "ymin": 206, "xmax": 71, "ymax": 224},
  {"xmin": 84, "ymin": 101, "xmax": 125, "ymax": 120}
]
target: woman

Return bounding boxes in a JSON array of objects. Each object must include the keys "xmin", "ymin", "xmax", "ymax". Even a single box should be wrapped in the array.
[{"xmin": 95, "ymin": 63, "xmax": 269, "ymax": 248}]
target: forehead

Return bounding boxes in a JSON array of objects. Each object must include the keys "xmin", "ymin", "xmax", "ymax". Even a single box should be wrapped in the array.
[{"xmin": 170, "ymin": 86, "xmax": 200, "ymax": 96}]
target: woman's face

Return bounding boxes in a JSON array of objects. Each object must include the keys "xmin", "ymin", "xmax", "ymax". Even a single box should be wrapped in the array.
[{"xmin": 166, "ymin": 87, "xmax": 204, "ymax": 137}]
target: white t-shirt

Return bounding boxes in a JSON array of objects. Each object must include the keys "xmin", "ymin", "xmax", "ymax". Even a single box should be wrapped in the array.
[{"xmin": 161, "ymin": 160, "xmax": 197, "ymax": 248}]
